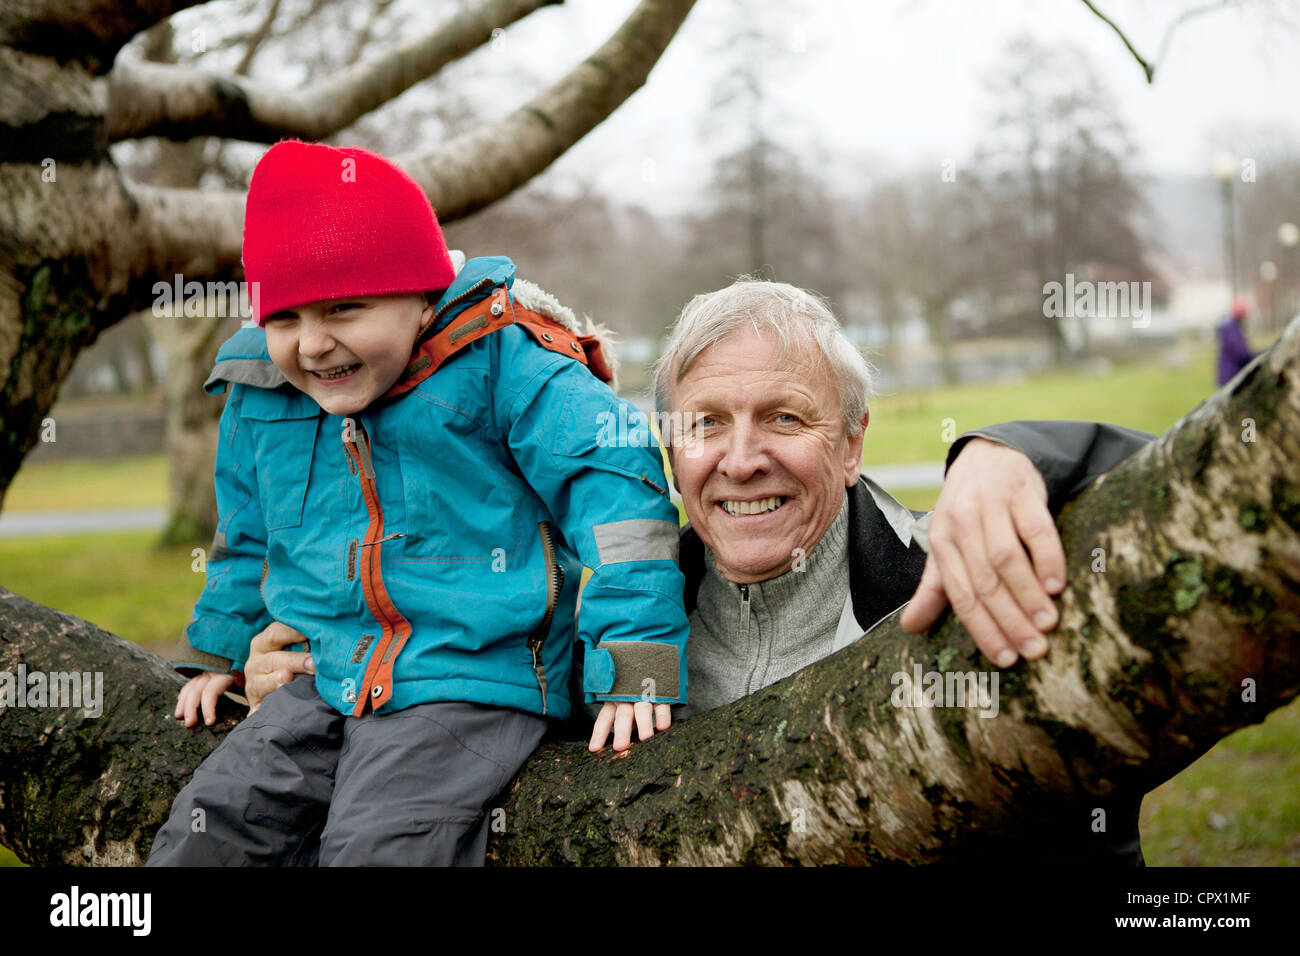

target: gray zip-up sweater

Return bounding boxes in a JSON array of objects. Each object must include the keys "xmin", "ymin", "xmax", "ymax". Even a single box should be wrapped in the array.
[{"xmin": 679, "ymin": 496, "xmax": 851, "ymax": 719}]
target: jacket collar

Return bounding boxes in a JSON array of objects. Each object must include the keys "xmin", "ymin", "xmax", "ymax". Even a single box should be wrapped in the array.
[
  {"xmin": 680, "ymin": 475, "xmax": 929, "ymax": 631},
  {"xmin": 425, "ymin": 256, "xmax": 515, "ymax": 337}
]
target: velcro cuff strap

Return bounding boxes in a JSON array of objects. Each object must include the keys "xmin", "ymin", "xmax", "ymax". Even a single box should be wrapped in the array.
[
  {"xmin": 173, "ymin": 629, "xmax": 236, "ymax": 675},
  {"xmin": 591, "ymin": 640, "xmax": 681, "ymax": 700}
]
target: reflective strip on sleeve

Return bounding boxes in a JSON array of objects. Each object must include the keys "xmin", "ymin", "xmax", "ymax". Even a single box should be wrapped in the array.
[{"xmin": 591, "ymin": 518, "xmax": 679, "ymax": 567}]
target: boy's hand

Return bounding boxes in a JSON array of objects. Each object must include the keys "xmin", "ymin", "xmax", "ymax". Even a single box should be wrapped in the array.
[
  {"xmin": 588, "ymin": 701, "xmax": 672, "ymax": 753},
  {"xmin": 175, "ymin": 671, "xmax": 241, "ymax": 728},
  {"xmin": 244, "ymin": 621, "xmax": 314, "ymax": 714}
]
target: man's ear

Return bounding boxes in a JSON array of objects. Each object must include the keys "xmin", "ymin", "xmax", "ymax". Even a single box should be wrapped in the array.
[
  {"xmin": 664, "ymin": 444, "xmax": 681, "ymax": 494},
  {"xmin": 844, "ymin": 411, "xmax": 869, "ymax": 486}
]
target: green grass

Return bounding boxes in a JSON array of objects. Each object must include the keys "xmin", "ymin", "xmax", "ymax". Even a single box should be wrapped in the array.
[
  {"xmin": 4, "ymin": 454, "xmax": 167, "ymax": 512},
  {"xmin": 1141, "ymin": 699, "xmax": 1300, "ymax": 865},
  {"xmin": 860, "ymin": 347, "xmax": 1215, "ymax": 465},
  {"xmin": 0, "ymin": 530, "xmax": 204, "ymax": 651}
]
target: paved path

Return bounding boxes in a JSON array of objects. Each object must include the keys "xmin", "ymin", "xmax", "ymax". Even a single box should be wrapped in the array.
[
  {"xmin": 0, "ymin": 463, "xmax": 946, "ymax": 538},
  {"xmin": 0, "ymin": 507, "xmax": 165, "ymax": 538}
]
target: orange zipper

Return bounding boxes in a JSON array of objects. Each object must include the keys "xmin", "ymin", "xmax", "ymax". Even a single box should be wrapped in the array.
[{"xmin": 342, "ymin": 420, "xmax": 411, "ymax": 715}]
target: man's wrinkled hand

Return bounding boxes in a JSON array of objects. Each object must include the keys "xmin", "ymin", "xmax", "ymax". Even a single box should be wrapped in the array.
[
  {"xmin": 244, "ymin": 621, "xmax": 314, "ymax": 713},
  {"xmin": 588, "ymin": 701, "xmax": 672, "ymax": 753},
  {"xmin": 900, "ymin": 438, "xmax": 1066, "ymax": 668}
]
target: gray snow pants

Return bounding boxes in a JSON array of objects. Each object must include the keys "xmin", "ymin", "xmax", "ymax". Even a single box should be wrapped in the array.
[{"xmin": 146, "ymin": 674, "xmax": 547, "ymax": 866}]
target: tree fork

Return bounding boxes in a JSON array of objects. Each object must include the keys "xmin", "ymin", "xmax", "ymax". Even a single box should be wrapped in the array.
[{"xmin": 0, "ymin": 319, "xmax": 1297, "ymax": 866}]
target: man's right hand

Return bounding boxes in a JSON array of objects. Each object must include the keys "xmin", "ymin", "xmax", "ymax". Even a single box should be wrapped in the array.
[{"xmin": 243, "ymin": 621, "xmax": 314, "ymax": 714}]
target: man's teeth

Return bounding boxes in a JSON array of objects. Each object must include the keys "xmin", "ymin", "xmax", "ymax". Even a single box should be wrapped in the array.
[
  {"xmin": 722, "ymin": 496, "xmax": 785, "ymax": 516},
  {"xmin": 311, "ymin": 364, "xmax": 360, "ymax": 379}
]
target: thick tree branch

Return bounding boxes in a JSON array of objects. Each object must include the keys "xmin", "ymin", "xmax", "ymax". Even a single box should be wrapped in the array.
[
  {"xmin": 1, "ymin": 317, "xmax": 1297, "ymax": 866},
  {"xmin": 118, "ymin": 0, "xmax": 698, "ymax": 279},
  {"xmin": 0, "ymin": 0, "xmax": 208, "ymax": 74},
  {"xmin": 399, "ymin": 0, "xmax": 700, "ymax": 220},
  {"xmin": 106, "ymin": 0, "xmax": 561, "ymax": 143}
]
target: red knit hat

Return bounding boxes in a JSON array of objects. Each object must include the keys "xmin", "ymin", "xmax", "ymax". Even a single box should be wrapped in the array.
[{"xmin": 242, "ymin": 140, "xmax": 456, "ymax": 324}]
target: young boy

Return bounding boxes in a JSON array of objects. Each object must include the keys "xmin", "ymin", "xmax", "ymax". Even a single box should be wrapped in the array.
[{"xmin": 146, "ymin": 140, "xmax": 689, "ymax": 866}]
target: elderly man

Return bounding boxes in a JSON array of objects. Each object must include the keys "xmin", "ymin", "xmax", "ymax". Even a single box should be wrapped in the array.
[
  {"xmin": 232, "ymin": 278, "xmax": 1152, "ymax": 865},
  {"xmin": 633, "ymin": 278, "xmax": 1152, "ymax": 864}
]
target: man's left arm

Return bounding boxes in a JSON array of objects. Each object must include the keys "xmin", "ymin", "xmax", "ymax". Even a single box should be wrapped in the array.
[
  {"xmin": 901, "ymin": 420, "xmax": 1154, "ymax": 667},
  {"xmin": 950, "ymin": 420, "xmax": 1155, "ymax": 511}
]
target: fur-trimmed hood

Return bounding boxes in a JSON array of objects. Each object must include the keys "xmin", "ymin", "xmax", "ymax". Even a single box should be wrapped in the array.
[{"xmin": 450, "ymin": 250, "xmax": 621, "ymax": 392}]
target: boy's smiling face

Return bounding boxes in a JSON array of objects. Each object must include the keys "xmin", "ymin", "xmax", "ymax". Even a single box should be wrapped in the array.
[{"xmin": 263, "ymin": 294, "xmax": 433, "ymax": 416}]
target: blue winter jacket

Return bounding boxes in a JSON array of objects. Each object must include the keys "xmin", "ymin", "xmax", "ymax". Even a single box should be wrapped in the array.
[{"xmin": 183, "ymin": 257, "xmax": 688, "ymax": 720}]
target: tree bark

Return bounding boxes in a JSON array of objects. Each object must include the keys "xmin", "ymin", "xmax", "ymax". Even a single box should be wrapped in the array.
[{"xmin": 2, "ymin": 317, "xmax": 1297, "ymax": 866}]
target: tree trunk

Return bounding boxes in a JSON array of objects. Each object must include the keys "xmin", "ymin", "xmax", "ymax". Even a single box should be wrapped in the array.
[
  {"xmin": 2, "ymin": 317, "xmax": 1297, "ymax": 867},
  {"xmin": 923, "ymin": 299, "xmax": 957, "ymax": 385},
  {"xmin": 140, "ymin": 306, "xmax": 229, "ymax": 546}
]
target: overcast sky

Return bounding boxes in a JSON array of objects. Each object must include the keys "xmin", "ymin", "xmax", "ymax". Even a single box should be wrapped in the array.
[{"xmin": 474, "ymin": 0, "xmax": 1300, "ymax": 210}]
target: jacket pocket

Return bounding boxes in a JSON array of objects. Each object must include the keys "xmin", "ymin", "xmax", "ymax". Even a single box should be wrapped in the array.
[
  {"xmin": 394, "ymin": 396, "xmax": 526, "ymax": 562},
  {"xmin": 239, "ymin": 387, "xmax": 320, "ymax": 531}
]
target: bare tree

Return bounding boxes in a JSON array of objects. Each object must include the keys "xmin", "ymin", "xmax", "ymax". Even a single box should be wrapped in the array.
[
  {"xmin": 0, "ymin": 0, "xmax": 699, "ymax": 506},
  {"xmin": 971, "ymin": 35, "xmax": 1152, "ymax": 362}
]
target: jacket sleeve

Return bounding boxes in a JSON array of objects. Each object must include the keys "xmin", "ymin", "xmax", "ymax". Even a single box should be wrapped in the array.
[
  {"xmin": 501, "ymin": 350, "xmax": 689, "ymax": 706},
  {"xmin": 945, "ymin": 420, "xmax": 1156, "ymax": 512},
  {"xmin": 177, "ymin": 384, "xmax": 274, "ymax": 675}
]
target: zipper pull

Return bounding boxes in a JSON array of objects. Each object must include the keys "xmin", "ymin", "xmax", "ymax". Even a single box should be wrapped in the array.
[
  {"xmin": 739, "ymin": 583, "xmax": 751, "ymax": 638},
  {"xmin": 353, "ymin": 420, "xmax": 376, "ymax": 479}
]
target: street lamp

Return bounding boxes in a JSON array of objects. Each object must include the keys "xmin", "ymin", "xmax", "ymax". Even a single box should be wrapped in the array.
[
  {"xmin": 1260, "ymin": 260, "xmax": 1278, "ymax": 329},
  {"xmin": 1212, "ymin": 150, "xmax": 1239, "ymax": 298},
  {"xmin": 1280, "ymin": 222, "xmax": 1299, "ymax": 331}
]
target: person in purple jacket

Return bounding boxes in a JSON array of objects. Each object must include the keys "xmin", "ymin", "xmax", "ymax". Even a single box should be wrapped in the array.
[{"xmin": 1217, "ymin": 297, "xmax": 1256, "ymax": 386}]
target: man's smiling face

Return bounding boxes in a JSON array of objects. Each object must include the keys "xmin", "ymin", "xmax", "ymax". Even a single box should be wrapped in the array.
[
  {"xmin": 666, "ymin": 325, "xmax": 867, "ymax": 583},
  {"xmin": 263, "ymin": 294, "xmax": 431, "ymax": 416}
]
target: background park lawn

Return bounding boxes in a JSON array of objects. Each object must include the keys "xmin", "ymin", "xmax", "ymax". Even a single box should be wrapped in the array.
[{"xmin": 3, "ymin": 345, "xmax": 1296, "ymax": 866}]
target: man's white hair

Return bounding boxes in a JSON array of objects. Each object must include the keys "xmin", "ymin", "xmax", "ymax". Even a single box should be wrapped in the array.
[{"xmin": 652, "ymin": 277, "xmax": 874, "ymax": 437}]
